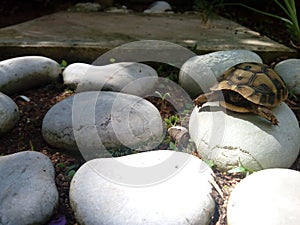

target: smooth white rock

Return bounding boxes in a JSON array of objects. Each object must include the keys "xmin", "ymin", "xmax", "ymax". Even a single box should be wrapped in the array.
[
  {"xmin": 70, "ymin": 150, "xmax": 215, "ymax": 225},
  {"xmin": 179, "ymin": 50, "xmax": 262, "ymax": 97},
  {"xmin": 144, "ymin": 1, "xmax": 172, "ymax": 13},
  {"xmin": 0, "ymin": 56, "xmax": 61, "ymax": 94},
  {"xmin": 0, "ymin": 151, "xmax": 58, "ymax": 225},
  {"xmin": 63, "ymin": 62, "xmax": 158, "ymax": 95},
  {"xmin": 274, "ymin": 58, "xmax": 300, "ymax": 95},
  {"xmin": 42, "ymin": 91, "xmax": 164, "ymax": 158},
  {"xmin": 189, "ymin": 102, "xmax": 300, "ymax": 171},
  {"xmin": 0, "ymin": 92, "xmax": 19, "ymax": 135},
  {"xmin": 227, "ymin": 168, "xmax": 300, "ymax": 225}
]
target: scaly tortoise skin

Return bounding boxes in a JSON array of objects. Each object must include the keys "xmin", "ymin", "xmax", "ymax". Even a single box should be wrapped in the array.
[{"xmin": 193, "ymin": 62, "xmax": 288, "ymax": 125}]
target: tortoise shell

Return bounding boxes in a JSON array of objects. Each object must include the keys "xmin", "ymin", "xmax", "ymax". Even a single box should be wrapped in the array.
[{"xmin": 211, "ymin": 62, "xmax": 288, "ymax": 108}]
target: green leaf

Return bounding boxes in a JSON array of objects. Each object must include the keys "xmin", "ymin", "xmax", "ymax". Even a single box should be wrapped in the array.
[
  {"xmin": 204, "ymin": 159, "xmax": 215, "ymax": 168},
  {"xmin": 67, "ymin": 170, "xmax": 76, "ymax": 179},
  {"xmin": 56, "ymin": 163, "xmax": 66, "ymax": 169},
  {"xmin": 169, "ymin": 142, "xmax": 178, "ymax": 150},
  {"xmin": 155, "ymin": 91, "xmax": 163, "ymax": 99},
  {"xmin": 66, "ymin": 164, "xmax": 78, "ymax": 172},
  {"xmin": 60, "ymin": 60, "xmax": 68, "ymax": 68},
  {"xmin": 228, "ymin": 166, "xmax": 247, "ymax": 173}
]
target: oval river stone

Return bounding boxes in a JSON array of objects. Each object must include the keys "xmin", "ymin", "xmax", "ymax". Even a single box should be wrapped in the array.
[
  {"xmin": 0, "ymin": 151, "xmax": 58, "ymax": 225},
  {"xmin": 189, "ymin": 102, "xmax": 300, "ymax": 171},
  {"xmin": 0, "ymin": 56, "xmax": 60, "ymax": 94},
  {"xmin": 70, "ymin": 150, "xmax": 215, "ymax": 225},
  {"xmin": 42, "ymin": 91, "xmax": 164, "ymax": 158},
  {"xmin": 227, "ymin": 168, "xmax": 300, "ymax": 225},
  {"xmin": 0, "ymin": 92, "xmax": 19, "ymax": 135},
  {"xmin": 62, "ymin": 62, "xmax": 158, "ymax": 96},
  {"xmin": 274, "ymin": 58, "xmax": 300, "ymax": 95},
  {"xmin": 179, "ymin": 49, "xmax": 262, "ymax": 97}
]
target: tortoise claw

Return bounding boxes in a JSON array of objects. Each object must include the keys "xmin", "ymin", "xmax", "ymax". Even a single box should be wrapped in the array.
[{"xmin": 253, "ymin": 106, "xmax": 279, "ymax": 125}]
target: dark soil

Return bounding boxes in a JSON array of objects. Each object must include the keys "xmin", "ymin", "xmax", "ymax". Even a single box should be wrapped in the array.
[{"xmin": 0, "ymin": 1, "xmax": 300, "ymax": 225}]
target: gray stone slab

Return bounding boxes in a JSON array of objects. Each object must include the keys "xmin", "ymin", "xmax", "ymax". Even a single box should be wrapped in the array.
[{"xmin": 0, "ymin": 12, "xmax": 296, "ymax": 63}]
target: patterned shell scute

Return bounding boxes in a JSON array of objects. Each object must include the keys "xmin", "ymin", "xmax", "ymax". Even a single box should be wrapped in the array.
[{"xmin": 211, "ymin": 62, "xmax": 288, "ymax": 107}]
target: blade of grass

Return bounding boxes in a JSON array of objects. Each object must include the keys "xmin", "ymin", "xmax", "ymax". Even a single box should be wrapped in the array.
[
  {"xmin": 223, "ymin": 2, "xmax": 293, "ymax": 25},
  {"xmin": 224, "ymin": 1, "xmax": 300, "ymax": 43},
  {"xmin": 274, "ymin": 0, "xmax": 290, "ymax": 17}
]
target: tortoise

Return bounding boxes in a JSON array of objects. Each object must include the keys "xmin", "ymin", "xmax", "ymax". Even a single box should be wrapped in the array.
[{"xmin": 193, "ymin": 62, "xmax": 288, "ymax": 125}]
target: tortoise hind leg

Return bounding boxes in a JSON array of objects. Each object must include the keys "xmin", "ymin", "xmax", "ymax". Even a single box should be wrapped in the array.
[
  {"xmin": 249, "ymin": 105, "xmax": 279, "ymax": 125},
  {"xmin": 193, "ymin": 91, "xmax": 222, "ymax": 107}
]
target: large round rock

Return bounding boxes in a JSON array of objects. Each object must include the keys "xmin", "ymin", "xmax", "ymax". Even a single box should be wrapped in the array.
[
  {"xmin": 0, "ymin": 92, "xmax": 19, "ymax": 135},
  {"xmin": 63, "ymin": 62, "xmax": 158, "ymax": 96},
  {"xmin": 70, "ymin": 150, "xmax": 215, "ymax": 225},
  {"xmin": 189, "ymin": 102, "xmax": 300, "ymax": 171},
  {"xmin": 0, "ymin": 151, "xmax": 58, "ymax": 225},
  {"xmin": 0, "ymin": 56, "xmax": 60, "ymax": 94},
  {"xmin": 227, "ymin": 168, "xmax": 300, "ymax": 225},
  {"xmin": 42, "ymin": 91, "xmax": 164, "ymax": 158},
  {"xmin": 179, "ymin": 50, "xmax": 262, "ymax": 97},
  {"xmin": 274, "ymin": 58, "xmax": 300, "ymax": 95}
]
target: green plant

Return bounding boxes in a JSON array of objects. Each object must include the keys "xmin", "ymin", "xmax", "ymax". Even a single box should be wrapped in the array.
[
  {"xmin": 203, "ymin": 159, "xmax": 215, "ymax": 168},
  {"xmin": 166, "ymin": 71, "xmax": 179, "ymax": 82},
  {"xmin": 169, "ymin": 141, "xmax": 178, "ymax": 151},
  {"xmin": 164, "ymin": 115, "xmax": 180, "ymax": 127},
  {"xmin": 288, "ymin": 88, "xmax": 298, "ymax": 100},
  {"xmin": 155, "ymin": 91, "xmax": 171, "ymax": 111},
  {"xmin": 228, "ymin": 158, "xmax": 255, "ymax": 175},
  {"xmin": 155, "ymin": 91, "xmax": 171, "ymax": 101},
  {"xmin": 225, "ymin": 0, "xmax": 300, "ymax": 45},
  {"xmin": 60, "ymin": 59, "xmax": 68, "ymax": 69},
  {"xmin": 56, "ymin": 163, "xmax": 79, "ymax": 181},
  {"xmin": 65, "ymin": 164, "xmax": 79, "ymax": 180}
]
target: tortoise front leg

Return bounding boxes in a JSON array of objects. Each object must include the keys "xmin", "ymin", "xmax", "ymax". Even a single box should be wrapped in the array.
[
  {"xmin": 250, "ymin": 105, "xmax": 279, "ymax": 125},
  {"xmin": 193, "ymin": 91, "xmax": 222, "ymax": 107}
]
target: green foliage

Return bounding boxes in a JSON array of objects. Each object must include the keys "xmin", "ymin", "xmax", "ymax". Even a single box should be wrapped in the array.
[
  {"xmin": 155, "ymin": 91, "xmax": 171, "ymax": 101},
  {"xmin": 169, "ymin": 141, "xmax": 178, "ymax": 151},
  {"xmin": 57, "ymin": 163, "xmax": 79, "ymax": 181},
  {"xmin": 67, "ymin": 169, "xmax": 76, "ymax": 180},
  {"xmin": 164, "ymin": 115, "xmax": 180, "ymax": 127},
  {"xmin": 60, "ymin": 59, "xmax": 68, "ymax": 69},
  {"xmin": 228, "ymin": 158, "xmax": 255, "ymax": 175},
  {"xmin": 225, "ymin": 0, "xmax": 300, "ymax": 45},
  {"xmin": 155, "ymin": 91, "xmax": 171, "ymax": 111},
  {"xmin": 288, "ymin": 88, "xmax": 298, "ymax": 100},
  {"xmin": 166, "ymin": 71, "xmax": 179, "ymax": 82},
  {"xmin": 203, "ymin": 159, "xmax": 215, "ymax": 168}
]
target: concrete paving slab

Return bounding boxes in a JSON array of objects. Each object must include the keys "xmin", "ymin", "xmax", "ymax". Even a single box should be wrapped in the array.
[{"xmin": 0, "ymin": 11, "xmax": 296, "ymax": 63}]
